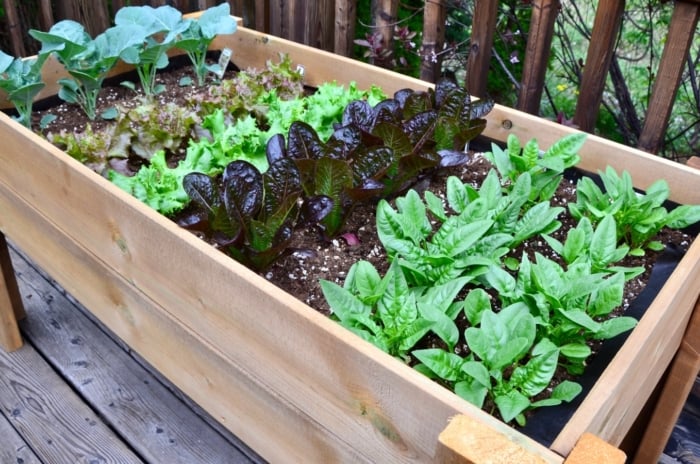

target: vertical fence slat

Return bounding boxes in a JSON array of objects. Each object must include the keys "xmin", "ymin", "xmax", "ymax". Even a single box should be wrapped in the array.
[
  {"xmin": 516, "ymin": 0, "xmax": 560, "ymax": 114},
  {"xmin": 39, "ymin": 0, "xmax": 55, "ymax": 31},
  {"xmin": 335, "ymin": 0, "xmax": 357, "ymax": 56},
  {"xmin": 420, "ymin": 0, "xmax": 446, "ymax": 83},
  {"xmin": 371, "ymin": 0, "xmax": 399, "ymax": 66},
  {"xmin": 467, "ymin": 0, "xmax": 499, "ymax": 97},
  {"xmin": 638, "ymin": 0, "xmax": 700, "ymax": 154},
  {"xmin": 254, "ymin": 0, "xmax": 270, "ymax": 32},
  {"xmin": 572, "ymin": 0, "xmax": 625, "ymax": 132},
  {"xmin": 3, "ymin": 0, "xmax": 26, "ymax": 56}
]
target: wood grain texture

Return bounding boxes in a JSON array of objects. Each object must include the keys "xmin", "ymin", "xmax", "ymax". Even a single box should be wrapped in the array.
[
  {"xmin": 517, "ymin": 0, "xmax": 560, "ymax": 114},
  {"xmin": 0, "ymin": 232, "xmax": 23, "ymax": 351},
  {"xmin": 0, "ymin": 412, "xmax": 42, "ymax": 464},
  {"xmin": 638, "ymin": 1, "xmax": 700, "ymax": 153},
  {"xmin": 632, "ymin": 297, "xmax": 700, "ymax": 463},
  {"xmin": 0, "ymin": 181, "xmax": 369, "ymax": 463},
  {"xmin": 563, "ymin": 433, "xmax": 626, "ymax": 464},
  {"xmin": 467, "ymin": 0, "xmax": 499, "ymax": 97},
  {"xmin": 2, "ymin": 0, "xmax": 26, "ymax": 57},
  {"xmin": 420, "ymin": 0, "xmax": 446, "ymax": 82},
  {"xmin": 0, "ymin": 343, "xmax": 143, "ymax": 463},
  {"xmin": 436, "ymin": 415, "xmax": 549, "ymax": 464},
  {"xmin": 573, "ymin": 0, "xmax": 625, "ymax": 132},
  {"xmin": 11, "ymin": 248, "xmax": 262, "ymax": 464},
  {"xmin": 334, "ymin": 0, "xmax": 357, "ymax": 56}
]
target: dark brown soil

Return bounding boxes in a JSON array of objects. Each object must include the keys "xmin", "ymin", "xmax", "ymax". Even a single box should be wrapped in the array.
[{"xmin": 22, "ymin": 60, "xmax": 696, "ymax": 426}]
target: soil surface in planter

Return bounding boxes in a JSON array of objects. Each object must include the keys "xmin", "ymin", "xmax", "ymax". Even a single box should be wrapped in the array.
[{"xmin": 23, "ymin": 59, "xmax": 696, "ymax": 434}]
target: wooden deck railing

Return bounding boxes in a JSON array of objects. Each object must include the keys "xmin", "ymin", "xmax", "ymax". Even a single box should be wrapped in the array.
[{"xmin": 1, "ymin": 0, "xmax": 698, "ymax": 156}]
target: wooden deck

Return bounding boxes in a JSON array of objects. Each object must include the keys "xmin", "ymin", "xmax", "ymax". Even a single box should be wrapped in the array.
[
  {"xmin": 0, "ymin": 240, "xmax": 698, "ymax": 464},
  {"xmin": 0, "ymin": 243, "xmax": 265, "ymax": 464}
]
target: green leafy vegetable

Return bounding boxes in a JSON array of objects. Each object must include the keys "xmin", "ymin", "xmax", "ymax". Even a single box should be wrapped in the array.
[
  {"xmin": 569, "ymin": 166, "xmax": 700, "ymax": 254},
  {"xmin": 321, "ymin": 260, "xmax": 471, "ymax": 359},
  {"xmin": 0, "ymin": 50, "xmax": 50, "ymax": 127},
  {"xmin": 30, "ymin": 20, "xmax": 144, "ymax": 119},
  {"xmin": 484, "ymin": 133, "xmax": 585, "ymax": 202},
  {"xmin": 115, "ymin": 5, "xmax": 192, "ymax": 96},
  {"xmin": 176, "ymin": 3, "xmax": 237, "ymax": 86}
]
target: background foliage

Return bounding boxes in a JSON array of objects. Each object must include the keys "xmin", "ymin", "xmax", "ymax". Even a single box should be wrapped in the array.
[{"xmin": 354, "ymin": 0, "xmax": 700, "ymax": 162}]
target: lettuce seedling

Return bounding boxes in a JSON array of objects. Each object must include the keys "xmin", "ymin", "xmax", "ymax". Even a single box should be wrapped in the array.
[
  {"xmin": 30, "ymin": 21, "xmax": 144, "ymax": 119},
  {"xmin": 279, "ymin": 121, "xmax": 395, "ymax": 237},
  {"xmin": 182, "ymin": 144, "xmax": 332, "ymax": 271},
  {"xmin": 115, "ymin": 5, "xmax": 192, "ymax": 96},
  {"xmin": 569, "ymin": 166, "xmax": 700, "ymax": 254},
  {"xmin": 176, "ymin": 3, "xmax": 237, "ymax": 86},
  {"xmin": 342, "ymin": 78, "xmax": 493, "ymax": 195},
  {"xmin": 321, "ymin": 259, "xmax": 471, "ymax": 360},
  {"xmin": 0, "ymin": 50, "xmax": 50, "ymax": 127}
]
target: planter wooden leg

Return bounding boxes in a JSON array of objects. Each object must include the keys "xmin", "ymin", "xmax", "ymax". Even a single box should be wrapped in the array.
[
  {"xmin": 0, "ymin": 232, "xmax": 24, "ymax": 352},
  {"xmin": 631, "ymin": 295, "xmax": 700, "ymax": 463}
]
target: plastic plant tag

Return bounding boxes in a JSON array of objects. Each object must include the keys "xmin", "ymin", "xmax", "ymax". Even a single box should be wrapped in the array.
[{"xmin": 215, "ymin": 48, "xmax": 232, "ymax": 79}]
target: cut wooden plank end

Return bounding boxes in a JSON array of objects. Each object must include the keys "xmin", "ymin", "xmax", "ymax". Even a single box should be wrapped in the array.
[
  {"xmin": 563, "ymin": 433, "xmax": 626, "ymax": 464},
  {"xmin": 687, "ymin": 156, "xmax": 700, "ymax": 170},
  {"xmin": 435, "ymin": 414, "xmax": 552, "ymax": 464}
]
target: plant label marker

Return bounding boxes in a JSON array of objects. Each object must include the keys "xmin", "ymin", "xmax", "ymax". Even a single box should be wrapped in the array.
[{"xmin": 215, "ymin": 48, "xmax": 232, "ymax": 79}]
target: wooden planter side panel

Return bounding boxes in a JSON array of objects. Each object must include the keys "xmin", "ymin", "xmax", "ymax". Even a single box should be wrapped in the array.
[
  {"xmin": 0, "ymin": 115, "xmax": 562, "ymax": 462},
  {"xmin": 0, "ymin": 178, "xmax": 362, "ymax": 463}
]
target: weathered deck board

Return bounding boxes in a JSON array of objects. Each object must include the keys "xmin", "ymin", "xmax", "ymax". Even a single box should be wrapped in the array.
[
  {"xmin": 0, "ymin": 410, "xmax": 42, "ymax": 464},
  {"xmin": 4, "ymin": 244, "xmax": 265, "ymax": 464},
  {"xmin": 0, "ymin": 338, "xmax": 143, "ymax": 463}
]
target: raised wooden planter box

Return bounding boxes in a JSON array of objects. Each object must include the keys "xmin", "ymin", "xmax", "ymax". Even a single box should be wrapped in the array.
[{"xmin": 2, "ymin": 23, "xmax": 699, "ymax": 463}]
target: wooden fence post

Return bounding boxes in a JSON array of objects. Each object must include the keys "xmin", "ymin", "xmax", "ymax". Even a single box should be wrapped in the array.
[
  {"xmin": 638, "ymin": 0, "xmax": 700, "ymax": 154},
  {"xmin": 516, "ymin": 0, "xmax": 560, "ymax": 115},
  {"xmin": 370, "ymin": 0, "xmax": 399, "ymax": 66},
  {"xmin": 572, "ymin": 0, "xmax": 625, "ymax": 132},
  {"xmin": 420, "ymin": 0, "xmax": 446, "ymax": 83},
  {"xmin": 3, "ymin": 0, "xmax": 26, "ymax": 57},
  {"xmin": 335, "ymin": 0, "xmax": 357, "ymax": 57},
  {"xmin": 466, "ymin": 0, "xmax": 499, "ymax": 97}
]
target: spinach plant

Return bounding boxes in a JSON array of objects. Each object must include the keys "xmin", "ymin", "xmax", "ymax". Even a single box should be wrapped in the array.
[
  {"xmin": 376, "ymin": 170, "xmax": 563, "ymax": 286},
  {"xmin": 0, "ymin": 50, "xmax": 49, "ymax": 127},
  {"xmin": 485, "ymin": 253, "xmax": 636, "ymax": 373},
  {"xmin": 569, "ymin": 166, "xmax": 700, "ymax": 255},
  {"xmin": 176, "ymin": 3, "xmax": 238, "ymax": 86},
  {"xmin": 321, "ymin": 259, "xmax": 471, "ymax": 360},
  {"xmin": 29, "ymin": 21, "xmax": 144, "ymax": 120},
  {"xmin": 483, "ymin": 133, "xmax": 585, "ymax": 202},
  {"xmin": 414, "ymin": 335, "xmax": 581, "ymax": 424},
  {"xmin": 543, "ymin": 214, "xmax": 644, "ymax": 279},
  {"xmin": 115, "ymin": 5, "xmax": 192, "ymax": 96},
  {"xmin": 182, "ymin": 142, "xmax": 332, "ymax": 271}
]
